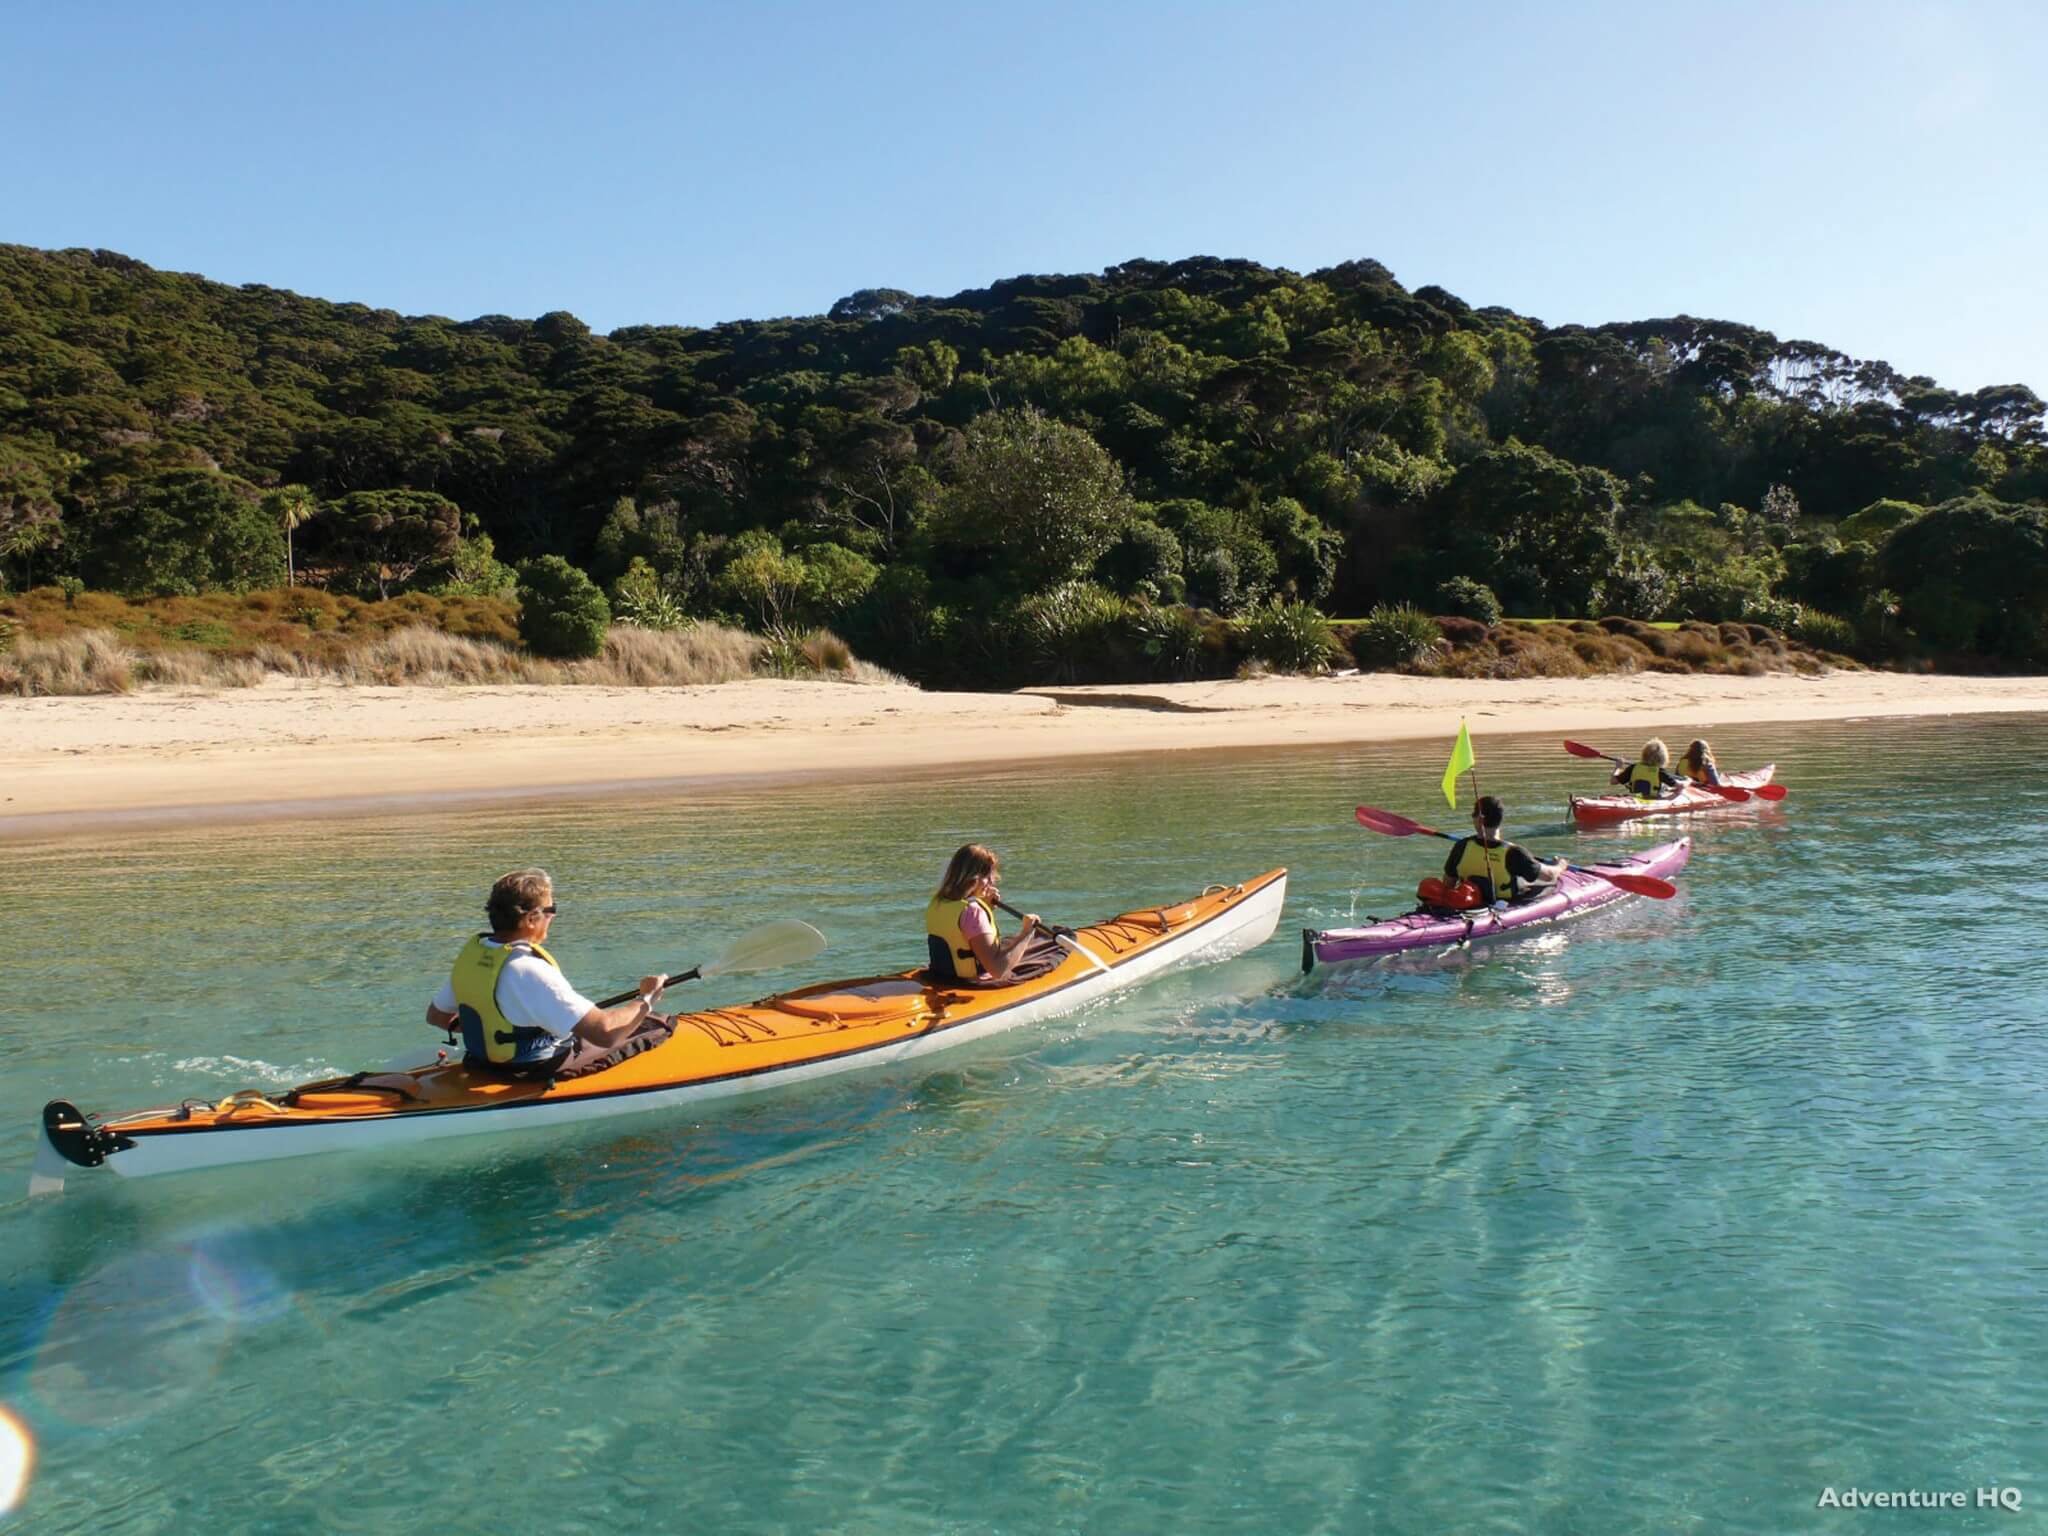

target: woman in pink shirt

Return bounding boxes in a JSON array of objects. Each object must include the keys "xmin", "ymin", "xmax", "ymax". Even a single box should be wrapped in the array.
[{"xmin": 923, "ymin": 843, "xmax": 1042, "ymax": 982}]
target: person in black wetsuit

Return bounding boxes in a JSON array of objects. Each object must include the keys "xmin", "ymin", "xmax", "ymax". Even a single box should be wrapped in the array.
[{"xmin": 1440, "ymin": 795, "xmax": 1565, "ymax": 906}]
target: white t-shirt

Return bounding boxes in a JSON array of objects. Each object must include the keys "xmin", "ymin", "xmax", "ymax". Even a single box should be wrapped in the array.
[{"xmin": 432, "ymin": 940, "xmax": 597, "ymax": 1041}]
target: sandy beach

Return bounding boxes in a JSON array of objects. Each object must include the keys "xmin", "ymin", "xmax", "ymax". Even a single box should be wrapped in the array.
[{"xmin": 3, "ymin": 668, "xmax": 2043, "ymax": 836}]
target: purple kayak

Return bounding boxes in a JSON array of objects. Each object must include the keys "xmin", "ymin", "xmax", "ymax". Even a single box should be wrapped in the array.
[{"xmin": 1303, "ymin": 837, "xmax": 1691, "ymax": 970}]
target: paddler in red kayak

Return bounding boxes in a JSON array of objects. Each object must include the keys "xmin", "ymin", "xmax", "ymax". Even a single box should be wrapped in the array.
[
  {"xmin": 1677, "ymin": 738, "xmax": 1725, "ymax": 787},
  {"xmin": 1610, "ymin": 738, "xmax": 1687, "ymax": 799},
  {"xmin": 426, "ymin": 868, "xmax": 674, "ymax": 1079},
  {"xmin": 1419, "ymin": 796, "xmax": 1566, "ymax": 911}
]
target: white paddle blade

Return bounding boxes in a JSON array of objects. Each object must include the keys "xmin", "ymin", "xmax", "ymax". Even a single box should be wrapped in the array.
[
  {"xmin": 700, "ymin": 920, "xmax": 827, "ymax": 978},
  {"xmin": 29, "ymin": 1129, "xmax": 70, "ymax": 1198}
]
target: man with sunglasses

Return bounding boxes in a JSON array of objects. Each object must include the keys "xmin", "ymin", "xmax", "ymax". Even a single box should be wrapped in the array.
[{"xmin": 426, "ymin": 867, "xmax": 671, "ymax": 1078}]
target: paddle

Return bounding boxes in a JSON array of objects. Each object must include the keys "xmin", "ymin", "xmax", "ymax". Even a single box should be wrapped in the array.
[
  {"xmin": 1562, "ymin": 739, "xmax": 1759, "ymax": 802},
  {"xmin": 1353, "ymin": 805, "xmax": 1678, "ymax": 899},
  {"xmin": 991, "ymin": 897, "xmax": 1114, "ymax": 977},
  {"xmin": 593, "ymin": 919, "xmax": 829, "ymax": 1007}
]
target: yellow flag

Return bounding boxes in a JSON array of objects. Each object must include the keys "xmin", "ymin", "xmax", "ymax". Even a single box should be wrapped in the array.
[{"xmin": 1441, "ymin": 719, "xmax": 1475, "ymax": 807}]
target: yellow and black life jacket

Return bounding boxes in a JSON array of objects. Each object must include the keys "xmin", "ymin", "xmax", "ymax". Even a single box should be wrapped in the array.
[
  {"xmin": 450, "ymin": 935, "xmax": 569, "ymax": 1067},
  {"xmin": 1628, "ymin": 761, "xmax": 1666, "ymax": 798},
  {"xmin": 925, "ymin": 895, "xmax": 996, "ymax": 980},
  {"xmin": 1452, "ymin": 837, "xmax": 1517, "ymax": 903}
]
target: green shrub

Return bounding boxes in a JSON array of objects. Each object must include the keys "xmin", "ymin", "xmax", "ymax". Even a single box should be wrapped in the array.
[
  {"xmin": 1741, "ymin": 596, "xmax": 1802, "ymax": 632},
  {"xmin": 91, "ymin": 469, "xmax": 285, "ymax": 596},
  {"xmin": 1185, "ymin": 546, "xmax": 1241, "ymax": 614},
  {"xmin": 1238, "ymin": 600, "xmax": 1338, "ymax": 674},
  {"xmin": 1127, "ymin": 604, "xmax": 1207, "ymax": 680},
  {"xmin": 934, "ymin": 409, "xmax": 1135, "ymax": 589},
  {"xmin": 796, "ymin": 542, "xmax": 879, "ymax": 623},
  {"xmin": 1351, "ymin": 604, "xmax": 1443, "ymax": 670},
  {"xmin": 1013, "ymin": 581, "xmax": 1128, "ymax": 682},
  {"xmin": 516, "ymin": 556, "xmax": 610, "ymax": 659},
  {"xmin": 757, "ymin": 624, "xmax": 811, "ymax": 678},
  {"xmin": 1601, "ymin": 552, "xmax": 1673, "ymax": 619},
  {"xmin": 610, "ymin": 557, "xmax": 691, "ymax": 632},
  {"xmin": 167, "ymin": 619, "xmax": 236, "ymax": 647},
  {"xmin": 1097, "ymin": 521, "xmax": 1183, "ymax": 596},
  {"xmin": 713, "ymin": 530, "xmax": 805, "ymax": 628},
  {"xmin": 1791, "ymin": 608, "xmax": 1857, "ymax": 653},
  {"xmin": 430, "ymin": 531, "xmax": 518, "ymax": 598},
  {"xmin": 1839, "ymin": 498, "xmax": 1923, "ymax": 545},
  {"xmin": 1432, "ymin": 575, "xmax": 1501, "ymax": 625}
]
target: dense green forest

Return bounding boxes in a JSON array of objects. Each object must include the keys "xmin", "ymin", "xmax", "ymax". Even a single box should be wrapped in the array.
[{"xmin": 2, "ymin": 242, "xmax": 2044, "ymax": 683}]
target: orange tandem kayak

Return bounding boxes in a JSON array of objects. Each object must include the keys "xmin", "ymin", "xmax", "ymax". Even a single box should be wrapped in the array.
[{"xmin": 34, "ymin": 869, "xmax": 1287, "ymax": 1191}]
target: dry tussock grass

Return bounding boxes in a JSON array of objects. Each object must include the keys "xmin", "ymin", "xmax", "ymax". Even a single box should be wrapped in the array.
[
  {"xmin": 4, "ymin": 631, "xmax": 122, "ymax": 695},
  {"xmin": 573, "ymin": 623, "xmax": 766, "ymax": 686},
  {"xmin": 1, "ymin": 614, "xmax": 899, "ymax": 697},
  {"xmin": 1, "ymin": 629, "xmax": 298, "ymax": 696},
  {"xmin": 330, "ymin": 627, "xmax": 529, "ymax": 686},
  {"xmin": 2, "ymin": 630, "xmax": 138, "ymax": 695}
]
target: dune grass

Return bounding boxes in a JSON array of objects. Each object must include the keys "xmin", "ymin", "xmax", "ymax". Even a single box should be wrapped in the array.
[{"xmin": 0, "ymin": 588, "xmax": 903, "ymax": 697}]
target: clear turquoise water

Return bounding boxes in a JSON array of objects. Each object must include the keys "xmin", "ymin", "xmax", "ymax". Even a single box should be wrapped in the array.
[{"xmin": 3, "ymin": 716, "xmax": 2046, "ymax": 1533}]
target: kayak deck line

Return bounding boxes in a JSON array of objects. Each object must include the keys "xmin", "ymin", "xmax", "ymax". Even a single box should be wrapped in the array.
[{"xmin": 34, "ymin": 869, "xmax": 1288, "ymax": 1191}]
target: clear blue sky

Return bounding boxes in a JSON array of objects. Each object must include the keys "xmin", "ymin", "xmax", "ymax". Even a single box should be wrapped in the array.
[{"xmin": 6, "ymin": 0, "xmax": 2042, "ymax": 393}]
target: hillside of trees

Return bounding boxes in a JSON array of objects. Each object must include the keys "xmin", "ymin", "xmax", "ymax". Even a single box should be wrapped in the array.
[{"xmin": 2, "ymin": 242, "xmax": 2044, "ymax": 684}]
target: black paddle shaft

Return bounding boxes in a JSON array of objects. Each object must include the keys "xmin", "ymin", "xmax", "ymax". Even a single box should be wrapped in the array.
[
  {"xmin": 596, "ymin": 964, "xmax": 702, "ymax": 1010},
  {"xmin": 990, "ymin": 898, "xmax": 1077, "ymax": 940}
]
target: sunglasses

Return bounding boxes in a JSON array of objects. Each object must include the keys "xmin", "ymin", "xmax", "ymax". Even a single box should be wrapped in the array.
[{"xmin": 538, "ymin": 904, "xmax": 559, "ymax": 916}]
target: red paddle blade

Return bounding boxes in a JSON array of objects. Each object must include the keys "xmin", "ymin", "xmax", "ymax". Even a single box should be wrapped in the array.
[
  {"xmin": 1355, "ymin": 805, "xmax": 1424, "ymax": 837},
  {"xmin": 1703, "ymin": 783, "xmax": 1753, "ymax": 802},
  {"xmin": 1752, "ymin": 783, "xmax": 1789, "ymax": 800},
  {"xmin": 1562, "ymin": 739, "xmax": 1612, "ymax": 760},
  {"xmin": 1581, "ymin": 869, "xmax": 1678, "ymax": 899}
]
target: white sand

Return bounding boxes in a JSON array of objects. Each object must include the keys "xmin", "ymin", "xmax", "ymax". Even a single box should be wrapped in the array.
[{"xmin": 3, "ymin": 669, "xmax": 2044, "ymax": 833}]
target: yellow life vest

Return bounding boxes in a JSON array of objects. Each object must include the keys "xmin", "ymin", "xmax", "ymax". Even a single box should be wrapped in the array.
[
  {"xmin": 925, "ymin": 895, "xmax": 996, "ymax": 980},
  {"xmin": 1453, "ymin": 838, "xmax": 1517, "ymax": 902},
  {"xmin": 450, "ymin": 935, "xmax": 568, "ymax": 1067},
  {"xmin": 1628, "ymin": 761, "xmax": 1665, "ymax": 798}
]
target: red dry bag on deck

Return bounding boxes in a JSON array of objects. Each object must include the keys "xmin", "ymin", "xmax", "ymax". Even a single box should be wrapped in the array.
[{"xmin": 1416, "ymin": 877, "xmax": 1486, "ymax": 912}]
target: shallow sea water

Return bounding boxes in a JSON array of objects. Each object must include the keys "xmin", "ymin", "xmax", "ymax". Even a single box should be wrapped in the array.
[{"xmin": 3, "ymin": 716, "xmax": 2046, "ymax": 1533}]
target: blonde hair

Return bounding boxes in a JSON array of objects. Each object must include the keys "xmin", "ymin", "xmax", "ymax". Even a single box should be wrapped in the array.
[
  {"xmin": 486, "ymin": 868, "xmax": 552, "ymax": 933},
  {"xmin": 1641, "ymin": 738, "xmax": 1670, "ymax": 768},
  {"xmin": 937, "ymin": 844, "xmax": 998, "ymax": 902},
  {"xmin": 1683, "ymin": 738, "xmax": 1716, "ymax": 773}
]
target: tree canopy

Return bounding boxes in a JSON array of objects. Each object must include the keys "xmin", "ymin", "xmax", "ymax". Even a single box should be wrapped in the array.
[{"xmin": 1, "ymin": 241, "xmax": 2042, "ymax": 676}]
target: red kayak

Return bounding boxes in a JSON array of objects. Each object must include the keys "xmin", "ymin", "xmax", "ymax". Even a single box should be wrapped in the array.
[{"xmin": 1570, "ymin": 765, "xmax": 1776, "ymax": 826}]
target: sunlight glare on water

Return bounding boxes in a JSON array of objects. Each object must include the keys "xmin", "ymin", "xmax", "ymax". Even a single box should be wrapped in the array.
[{"xmin": 0, "ymin": 1405, "xmax": 29, "ymax": 1518}]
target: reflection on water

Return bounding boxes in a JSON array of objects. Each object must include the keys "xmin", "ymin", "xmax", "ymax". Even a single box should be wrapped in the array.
[{"xmin": 3, "ymin": 716, "xmax": 2047, "ymax": 1532}]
